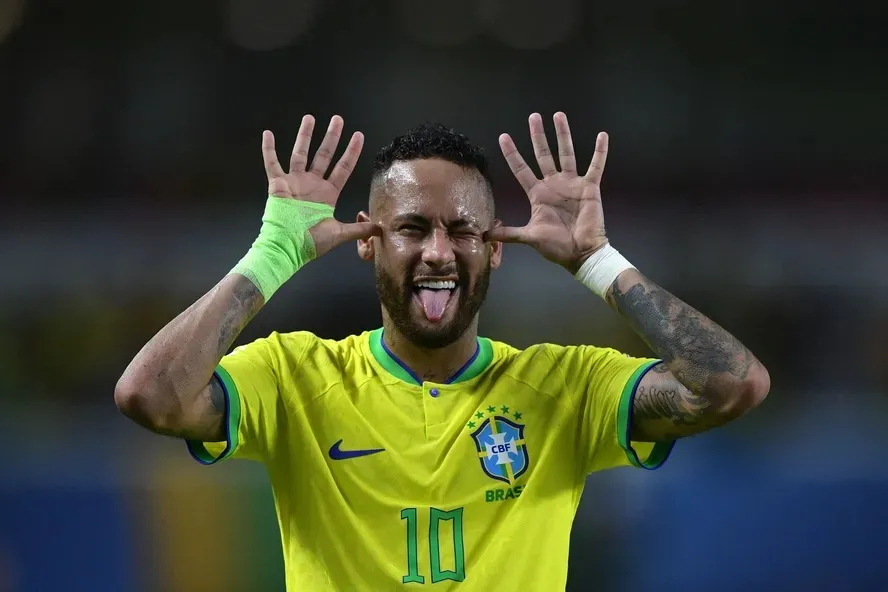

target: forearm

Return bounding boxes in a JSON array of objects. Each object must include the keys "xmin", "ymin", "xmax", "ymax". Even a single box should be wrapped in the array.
[
  {"xmin": 606, "ymin": 268, "xmax": 768, "ymax": 409},
  {"xmin": 115, "ymin": 273, "xmax": 263, "ymax": 436}
]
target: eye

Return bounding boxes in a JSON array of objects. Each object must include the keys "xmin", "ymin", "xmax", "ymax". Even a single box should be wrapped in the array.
[{"xmin": 398, "ymin": 225, "xmax": 425, "ymax": 235}]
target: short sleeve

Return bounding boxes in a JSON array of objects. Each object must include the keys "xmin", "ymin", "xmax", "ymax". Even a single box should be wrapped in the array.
[
  {"xmin": 186, "ymin": 338, "xmax": 283, "ymax": 464},
  {"xmin": 553, "ymin": 345, "xmax": 675, "ymax": 474}
]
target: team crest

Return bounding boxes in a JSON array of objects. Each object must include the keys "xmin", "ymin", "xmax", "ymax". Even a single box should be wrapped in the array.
[{"xmin": 467, "ymin": 406, "xmax": 529, "ymax": 485}]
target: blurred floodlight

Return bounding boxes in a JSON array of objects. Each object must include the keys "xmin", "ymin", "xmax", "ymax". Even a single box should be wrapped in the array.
[
  {"xmin": 0, "ymin": 0, "xmax": 26, "ymax": 44},
  {"xmin": 228, "ymin": 0, "xmax": 318, "ymax": 51},
  {"xmin": 395, "ymin": 0, "xmax": 483, "ymax": 46},
  {"xmin": 481, "ymin": 0, "xmax": 579, "ymax": 50}
]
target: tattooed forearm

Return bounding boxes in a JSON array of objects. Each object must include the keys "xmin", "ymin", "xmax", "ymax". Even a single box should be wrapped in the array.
[
  {"xmin": 218, "ymin": 276, "xmax": 264, "ymax": 355},
  {"xmin": 606, "ymin": 269, "xmax": 769, "ymax": 440},
  {"xmin": 115, "ymin": 273, "xmax": 266, "ymax": 442},
  {"xmin": 607, "ymin": 269, "xmax": 756, "ymax": 394}
]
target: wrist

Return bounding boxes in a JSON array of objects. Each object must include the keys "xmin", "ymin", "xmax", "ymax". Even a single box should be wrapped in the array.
[
  {"xmin": 573, "ymin": 243, "xmax": 635, "ymax": 299},
  {"xmin": 230, "ymin": 196, "xmax": 334, "ymax": 301},
  {"xmin": 568, "ymin": 239, "xmax": 610, "ymax": 275}
]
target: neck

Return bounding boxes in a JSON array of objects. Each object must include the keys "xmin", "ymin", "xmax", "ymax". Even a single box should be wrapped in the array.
[{"xmin": 381, "ymin": 315, "xmax": 479, "ymax": 383}]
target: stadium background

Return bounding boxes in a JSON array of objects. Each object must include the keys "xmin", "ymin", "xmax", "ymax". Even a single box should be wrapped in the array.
[{"xmin": 1, "ymin": 0, "xmax": 886, "ymax": 590}]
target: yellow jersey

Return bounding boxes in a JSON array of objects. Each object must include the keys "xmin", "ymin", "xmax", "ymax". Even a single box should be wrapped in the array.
[{"xmin": 187, "ymin": 329, "xmax": 674, "ymax": 591}]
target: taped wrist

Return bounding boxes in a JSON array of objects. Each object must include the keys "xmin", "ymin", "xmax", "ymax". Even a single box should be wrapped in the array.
[
  {"xmin": 574, "ymin": 243, "xmax": 635, "ymax": 298},
  {"xmin": 230, "ymin": 196, "xmax": 334, "ymax": 300}
]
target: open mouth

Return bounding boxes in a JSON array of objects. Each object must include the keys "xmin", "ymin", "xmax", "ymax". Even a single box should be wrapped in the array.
[{"xmin": 413, "ymin": 279, "xmax": 458, "ymax": 322}]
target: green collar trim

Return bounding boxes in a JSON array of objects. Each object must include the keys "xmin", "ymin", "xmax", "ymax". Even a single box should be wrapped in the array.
[{"xmin": 368, "ymin": 328, "xmax": 493, "ymax": 385}]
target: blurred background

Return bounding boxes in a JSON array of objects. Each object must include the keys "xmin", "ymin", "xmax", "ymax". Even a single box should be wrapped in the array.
[{"xmin": 1, "ymin": 0, "xmax": 887, "ymax": 590}]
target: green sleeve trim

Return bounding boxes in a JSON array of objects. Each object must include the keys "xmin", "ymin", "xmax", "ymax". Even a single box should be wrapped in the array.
[
  {"xmin": 185, "ymin": 365, "xmax": 242, "ymax": 465},
  {"xmin": 616, "ymin": 360, "xmax": 675, "ymax": 470}
]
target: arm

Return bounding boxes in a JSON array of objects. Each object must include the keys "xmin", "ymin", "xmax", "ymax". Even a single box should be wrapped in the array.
[
  {"xmin": 486, "ymin": 112, "xmax": 769, "ymax": 445},
  {"xmin": 606, "ymin": 268, "xmax": 770, "ymax": 442},
  {"xmin": 114, "ymin": 275, "xmax": 263, "ymax": 442},
  {"xmin": 114, "ymin": 114, "xmax": 377, "ymax": 443}
]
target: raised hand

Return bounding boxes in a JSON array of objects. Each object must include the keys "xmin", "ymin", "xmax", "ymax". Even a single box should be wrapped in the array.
[
  {"xmin": 484, "ymin": 112, "xmax": 609, "ymax": 274},
  {"xmin": 262, "ymin": 114, "xmax": 380, "ymax": 258}
]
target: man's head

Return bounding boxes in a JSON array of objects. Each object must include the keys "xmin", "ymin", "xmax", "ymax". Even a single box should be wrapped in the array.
[{"xmin": 357, "ymin": 123, "xmax": 502, "ymax": 349}]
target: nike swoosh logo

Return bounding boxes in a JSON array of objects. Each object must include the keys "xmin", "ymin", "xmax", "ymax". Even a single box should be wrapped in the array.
[{"xmin": 328, "ymin": 439, "xmax": 385, "ymax": 460}]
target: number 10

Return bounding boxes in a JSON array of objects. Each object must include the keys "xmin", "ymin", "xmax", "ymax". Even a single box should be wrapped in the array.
[{"xmin": 401, "ymin": 507, "xmax": 466, "ymax": 584}]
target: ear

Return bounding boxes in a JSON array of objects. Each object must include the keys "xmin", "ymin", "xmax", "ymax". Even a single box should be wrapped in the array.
[
  {"xmin": 488, "ymin": 219, "xmax": 504, "ymax": 270},
  {"xmin": 356, "ymin": 211, "xmax": 375, "ymax": 262}
]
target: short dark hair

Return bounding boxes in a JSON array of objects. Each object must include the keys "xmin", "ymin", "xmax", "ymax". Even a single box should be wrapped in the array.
[{"xmin": 371, "ymin": 123, "xmax": 494, "ymax": 204}]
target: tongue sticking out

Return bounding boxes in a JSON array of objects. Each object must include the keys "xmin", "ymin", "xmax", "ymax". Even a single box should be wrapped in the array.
[{"xmin": 417, "ymin": 289, "xmax": 451, "ymax": 322}]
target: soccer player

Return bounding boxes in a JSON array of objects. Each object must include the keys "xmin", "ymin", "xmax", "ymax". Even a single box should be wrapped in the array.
[{"xmin": 115, "ymin": 112, "xmax": 769, "ymax": 591}]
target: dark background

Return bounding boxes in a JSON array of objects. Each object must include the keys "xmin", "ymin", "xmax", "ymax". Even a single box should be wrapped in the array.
[{"xmin": 1, "ymin": 0, "xmax": 886, "ymax": 590}]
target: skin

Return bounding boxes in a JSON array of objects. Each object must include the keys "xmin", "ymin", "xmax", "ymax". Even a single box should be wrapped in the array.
[
  {"xmin": 115, "ymin": 111, "xmax": 769, "ymax": 446},
  {"xmin": 356, "ymin": 159, "xmax": 502, "ymax": 381},
  {"xmin": 114, "ymin": 115, "xmax": 377, "ymax": 442},
  {"xmin": 485, "ymin": 112, "xmax": 770, "ymax": 441}
]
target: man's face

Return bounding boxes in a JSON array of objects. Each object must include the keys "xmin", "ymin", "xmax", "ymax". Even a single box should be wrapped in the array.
[{"xmin": 357, "ymin": 159, "xmax": 502, "ymax": 349}]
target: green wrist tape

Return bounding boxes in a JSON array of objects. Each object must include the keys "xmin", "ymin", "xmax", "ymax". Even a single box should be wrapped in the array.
[{"xmin": 230, "ymin": 196, "xmax": 335, "ymax": 300}]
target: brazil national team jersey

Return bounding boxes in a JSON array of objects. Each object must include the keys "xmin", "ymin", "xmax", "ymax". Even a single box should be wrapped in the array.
[{"xmin": 187, "ymin": 329, "xmax": 675, "ymax": 591}]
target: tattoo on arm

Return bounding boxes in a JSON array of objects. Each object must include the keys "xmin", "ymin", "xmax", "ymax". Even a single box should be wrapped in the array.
[
  {"xmin": 164, "ymin": 375, "xmax": 229, "ymax": 442},
  {"xmin": 192, "ymin": 276, "xmax": 261, "ymax": 442},
  {"xmin": 607, "ymin": 271, "xmax": 755, "ymax": 394},
  {"xmin": 208, "ymin": 373, "xmax": 226, "ymax": 415},
  {"xmin": 631, "ymin": 363, "xmax": 714, "ymax": 440},
  {"xmin": 217, "ymin": 276, "xmax": 264, "ymax": 356},
  {"xmin": 607, "ymin": 271, "xmax": 765, "ymax": 440}
]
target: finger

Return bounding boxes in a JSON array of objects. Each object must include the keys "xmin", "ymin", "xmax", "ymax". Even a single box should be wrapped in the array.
[
  {"xmin": 483, "ymin": 225, "xmax": 530, "ymax": 244},
  {"xmin": 499, "ymin": 133, "xmax": 538, "ymax": 193},
  {"xmin": 289, "ymin": 114, "xmax": 315, "ymax": 173},
  {"xmin": 553, "ymin": 112, "xmax": 576, "ymax": 174},
  {"xmin": 339, "ymin": 221, "xmax": 382, "ymax": 242},
  {"xmin": 584, "ymin": 131, "xmax": 609, "ymax": 184},
  {"xmin": 528, "ymin": 113, "xmax": 557, "ymax": 177},
  {"xmin": 327, "ymin": 131, "xmax": 364, "ymax": 191},
  {"xmin": 309, "ymin": 219, "xmax": 381, "ymax": 258},
  {"xmin": 309, "ymin": 115, "xmax": 344, "ymax": 176},
  {"xmin": 262, "ymin": 130, "xmax": 286, "ymax": 180}
]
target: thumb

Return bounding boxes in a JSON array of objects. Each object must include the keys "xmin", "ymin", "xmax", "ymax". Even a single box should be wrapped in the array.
[
  {"xmin": 483, "ymin": 225, "xmax": 529, "ymax": 244},
  {"xmin": 335, "ymin": 221, "xmax": 382, "ymax": 244},
  {"xmin": 309, "ymin": 219, "xmax": 380, "ymax": 258}
]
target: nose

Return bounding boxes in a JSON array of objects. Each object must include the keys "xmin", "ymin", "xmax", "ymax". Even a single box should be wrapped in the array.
[{"xmin": 421, "ymin": 228, "xmax": 456, "ymax": 267}]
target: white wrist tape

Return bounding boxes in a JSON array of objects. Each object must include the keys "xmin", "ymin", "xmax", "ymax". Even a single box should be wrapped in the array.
[{"xmin": 574, "ymin": 243, "xmax": 635, "ymax": 298}]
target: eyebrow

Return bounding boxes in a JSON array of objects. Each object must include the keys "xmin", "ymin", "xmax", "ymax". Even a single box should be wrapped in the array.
[
  {"xmin": 391, "ymin": 214, "xmax": 482, "ymax": 231},
  {"xmin": 391, "ymin": 214, "xmax": 429, "ymax": 226}
]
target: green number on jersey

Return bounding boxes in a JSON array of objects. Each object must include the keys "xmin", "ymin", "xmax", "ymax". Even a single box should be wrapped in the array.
[
  {"xmin": 401, "ymin": 507, "xmax": 466, "ymax": 584},
  {"xmin": 400, "ymin": 508, "xmax": 425, "ymax": 584}
]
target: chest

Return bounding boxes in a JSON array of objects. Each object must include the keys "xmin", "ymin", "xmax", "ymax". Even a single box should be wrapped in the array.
[{"xmin": 292, "ymin": 379, "xmax": 578, "ymax": 508}]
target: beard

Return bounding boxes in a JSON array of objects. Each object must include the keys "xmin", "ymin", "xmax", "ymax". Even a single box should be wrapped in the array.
[{"xmin": 376, "ymin": 259, "xmax": 491, "ymax": 349}]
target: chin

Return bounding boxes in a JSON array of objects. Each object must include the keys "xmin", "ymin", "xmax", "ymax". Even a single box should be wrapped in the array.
[{"xmin": 403, "ymin": 318, "xmax": 464, "ymax": 349}]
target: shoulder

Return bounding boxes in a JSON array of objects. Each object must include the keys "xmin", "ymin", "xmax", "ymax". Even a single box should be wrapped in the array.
[
  {"xmin": 484, "ymin": 340, "xmax": 568, "ymax": 394},
  {"xmin": 487, "ymin": 339, "xmax": 645, "ymax": 392},
  {"xmin": 262, "ymin": 330, "xmax": 371, "ymax": 372},
  {"xmin": 489, "ymin": 339, "xmax": 628, "ymax": 369}
]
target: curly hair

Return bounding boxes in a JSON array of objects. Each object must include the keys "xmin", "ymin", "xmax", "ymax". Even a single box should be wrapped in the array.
[{"xmin": 370, "ymin": 123, "xmax": 494, "ymax": 215}]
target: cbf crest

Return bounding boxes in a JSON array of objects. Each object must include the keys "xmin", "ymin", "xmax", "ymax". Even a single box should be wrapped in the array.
[{"xmin": 466, "ymin": 405, "xmax": 529, "ymax": 485}]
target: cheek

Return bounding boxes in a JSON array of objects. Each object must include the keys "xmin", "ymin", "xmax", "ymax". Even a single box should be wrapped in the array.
[
  {"xmin": 456, "ymin": 238, "xmax": 490, "ymax": 275},
  {"xmin": 377, "ymin": 234, "xmax": 419, "ymax": 270}
]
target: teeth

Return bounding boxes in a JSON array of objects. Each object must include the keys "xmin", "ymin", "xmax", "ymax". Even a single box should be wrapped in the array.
[{"xmin": 415, "ymin": 280, "xmax": 456, "ymax": 290}]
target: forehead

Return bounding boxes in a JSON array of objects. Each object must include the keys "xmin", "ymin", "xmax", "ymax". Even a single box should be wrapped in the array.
[{"xmin": 375, "ymin": 159, "xmax": 490, "ymax": 224}]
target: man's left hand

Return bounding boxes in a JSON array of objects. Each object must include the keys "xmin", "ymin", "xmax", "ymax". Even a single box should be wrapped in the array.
[{"xmin": 484, "ymin": 112, "xmax": 610, "ymax": 274}]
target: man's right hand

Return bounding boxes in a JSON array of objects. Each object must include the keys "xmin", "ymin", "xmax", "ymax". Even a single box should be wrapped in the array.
[{"xmin": 262, "ymin": 114, "xmax": 380, "ymax": 258}]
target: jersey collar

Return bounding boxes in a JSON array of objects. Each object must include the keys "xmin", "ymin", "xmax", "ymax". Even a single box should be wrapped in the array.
[{"xmin": 368, "ymin": 328, "xmax": 493, "ymax": 386}]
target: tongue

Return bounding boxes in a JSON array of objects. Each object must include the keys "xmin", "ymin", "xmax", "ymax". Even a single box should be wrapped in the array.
[{"xmin": 418, "ymin": 289, "xmax": 451, "ymax": 322}]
